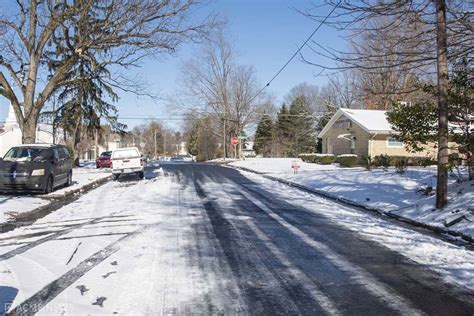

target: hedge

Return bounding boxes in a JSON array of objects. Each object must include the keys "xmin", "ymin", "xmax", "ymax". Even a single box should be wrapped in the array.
[
  {"xmin": 372, "ymin": 155, "xmax": 436, "ymax": 167},
  {"xmin": 299, "ymin": 153, "xmax": 335, "ymax": 164},
  {"xmin": 336, "ymin": 154, "xmax": 358, "ymax": 167}
]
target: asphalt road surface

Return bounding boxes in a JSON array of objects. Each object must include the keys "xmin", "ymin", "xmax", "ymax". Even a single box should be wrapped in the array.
[
  {"xmin": 1, "ymin": 162, "xmax": 473, "ymax": 315},
  {"xmin": 157, "ymin": 163, "xmax": 474, "ymax": 315}
]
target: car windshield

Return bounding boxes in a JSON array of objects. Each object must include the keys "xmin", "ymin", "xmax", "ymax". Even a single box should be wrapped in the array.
[
  {"xmin": 101, "ymin": 152, "xmax": 112, "ymax": 157},
  {"xmin": 3, "ymin": 147, "xmax": 49, "ymax": 162}
]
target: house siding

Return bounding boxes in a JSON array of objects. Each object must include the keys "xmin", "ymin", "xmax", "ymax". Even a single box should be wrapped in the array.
[
  {"xmin": 321, "ymin": 114, "xmax": 370, "ymax": 161},
  {"xmin": 321, "ymin": 114, "xmax": 439, "ymax": 162},
  {"xmin": 371, "ymin": 136, "xmax": 437, "ymax": 158}
]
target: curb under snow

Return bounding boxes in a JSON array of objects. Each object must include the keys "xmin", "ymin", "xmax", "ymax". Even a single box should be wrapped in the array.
[
  {"xmin": 5, "ymin": 175, "xmax": 112, "ymax": 224},
  {"xmin": 229, "ymin": 164, "xmax": 473, "ymax": 244}
]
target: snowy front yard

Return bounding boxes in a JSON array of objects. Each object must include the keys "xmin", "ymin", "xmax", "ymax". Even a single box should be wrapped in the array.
[
  {"xmin": 0, "ymin": 163, "xmax": 111, "ymax": 224},
  {"xmin": 230, "ymin": 158, "xmax": 474, "ymax": 239}
]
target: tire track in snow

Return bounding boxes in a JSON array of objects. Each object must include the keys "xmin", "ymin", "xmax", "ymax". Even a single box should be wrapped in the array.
[
  {"xmin": 236, "ymin": 186, "xmax": 425, "ymax": 316},
  {"xmin": 7, "ymin": 231, "xmax": 137, "ymax": 316},
  {"xmin": 0, "ymin": 179, "xmax": 146, "ymax": 261},
  {"xmin": 187, "ymin": 179, "xmax": 249, "ymax": 314},
  {"xmin": 244, "ymin": 220, "xmax": 341, "ymax": 316},
  {"xmin": 195, "ymin": 178, "xmax": 323, "ymax": 315},
  {"xmin": 202, "ymin": 176, "xmax": 343, "ymax": 315}
]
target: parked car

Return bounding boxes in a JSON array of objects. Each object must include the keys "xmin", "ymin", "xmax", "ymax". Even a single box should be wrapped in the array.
[
  {"xmin": 111, "ymin": 147, "xmax": 144, "ymax": 180},
  {"xmin": 96, "ymin": 151, "xmax": 112, "ymax": 168},
  {"xmin": 0, "ymin": 144, "xmax": 73, "ymax": 194}
]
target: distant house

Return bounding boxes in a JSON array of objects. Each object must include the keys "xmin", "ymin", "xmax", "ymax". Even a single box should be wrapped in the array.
[
  {"xmin": 242, "ymin": 141, "xmax": 256, "ymax": 157},
  {"xmin": 318, "ymin": 108, "xmax": 437, "ymax": 161},
  {"xmin": 0, "ymin": 104, "xmax": 63, "ymax": 157},
  {"xmin": 79, "ymin": 132, "xmax": 123, "ymax": 160}
]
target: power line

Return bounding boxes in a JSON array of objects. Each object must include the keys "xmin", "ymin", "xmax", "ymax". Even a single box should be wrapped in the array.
[
  {"xmin": 119, "ymin": 3, "xmax": 341, "ymax": 127},
  {"xmin": 251, "ymin": 0, "xmax": 341, "ymax": 102}
]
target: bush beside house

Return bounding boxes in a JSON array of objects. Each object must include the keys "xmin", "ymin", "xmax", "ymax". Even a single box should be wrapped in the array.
[
  {"xmin": 372, "ymin": 154, "xmax": 436, "ymax": 168},
  {"xmin": 336, "ymin": 154, "xmax": 358, "ymax": 167},
  {"xmin": 299, "ymin": 154, "xmax": 335, "ymax": 164}
]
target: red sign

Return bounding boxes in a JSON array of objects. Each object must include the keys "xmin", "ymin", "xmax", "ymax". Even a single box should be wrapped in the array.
[
  {"xmin": 231, "ymin": 137, "xmax": 240, "ymax": 145},
  {"xmin": 291, "ymin": 161, "xmax": 300, "ymax": 169}
]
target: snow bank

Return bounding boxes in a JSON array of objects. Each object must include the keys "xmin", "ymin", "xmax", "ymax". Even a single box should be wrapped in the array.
[
  {"xmin": 0, "ymin": 167, "xmax": 111, "ymax": 224},
  {"xmin": 230, "ymin": 158, "xmax": 474, "ymax": 240}
]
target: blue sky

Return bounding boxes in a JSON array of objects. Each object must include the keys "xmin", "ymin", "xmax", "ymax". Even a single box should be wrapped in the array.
[{"xmin": 0, "ymin": 0, "xmax": 344, "ymax": 129}]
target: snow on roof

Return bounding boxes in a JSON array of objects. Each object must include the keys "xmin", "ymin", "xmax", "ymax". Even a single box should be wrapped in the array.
[
  {"xmin": 318, "ymin": 108, "xmax": 392, "ymax": 138},
  {"xmin": 339, "ymin": 108, "xmax": 392, "ymax": 132}
]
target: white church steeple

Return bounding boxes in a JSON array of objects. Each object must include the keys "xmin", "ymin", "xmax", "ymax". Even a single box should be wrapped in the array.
[{"xmin": 5, "ymin": 104, "xmax": 19, "ymax": 127}]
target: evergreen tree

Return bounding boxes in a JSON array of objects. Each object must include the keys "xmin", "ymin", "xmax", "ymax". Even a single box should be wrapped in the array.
[
  {"xmin": 187, "ymin": 122, "xmax": 199, "ymax": 157},
  {"xmin": 254, "ymin": 114, "xmax": 274, "ymax": 157},
  {"xmin": 387, "ymin": 58, "xmax": 473, "ymax": 180},
  {"xmin": 287, "ymin": 96, "xmax": 316, "ymax": 156},
  {"xmin": 275, "ymin": 104, "xmax": 292, "ymax": 156}
]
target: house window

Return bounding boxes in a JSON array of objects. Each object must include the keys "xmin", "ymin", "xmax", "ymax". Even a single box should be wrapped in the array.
[
  {"xmin": 350, "ymin": 136, "xmax": 356, "ymax": 149},
  {"xmin": 387, "ymin": 137, "xmax": 403, "ymax": 148},
  {"xmin": 334, "ymin": 118, "xmax": 351, "ymax": 129}
]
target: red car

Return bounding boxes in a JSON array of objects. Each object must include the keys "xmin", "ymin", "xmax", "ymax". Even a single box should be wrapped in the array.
[{"xmin": 96, "ymin": 151, "xmax": 112, "ymax": 168}]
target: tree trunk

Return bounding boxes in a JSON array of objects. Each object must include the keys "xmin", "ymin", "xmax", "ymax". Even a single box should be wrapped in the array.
[
  {"xmin": 435, "ymin": 0, "xmax": 449, "ymax": 209},
  {"xmin": 468, "ymin": 154, "xmax": 474, "ymax": 181},
  {"xmin": 21, "ymin": 116, "xmax": 37, "ymax": 144},
  {"xmin": 72, "ymin": 117, "xmax": 82, "ymax": 167},
  {"xmin": 95, "ymin": 129, "xmax": 99, "ymax": 159}
]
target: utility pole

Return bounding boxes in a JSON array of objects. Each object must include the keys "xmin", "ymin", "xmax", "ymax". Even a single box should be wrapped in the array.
[
  {"xmin": 239, "ymin": 132, "xmax": 243, "ymax": 159},
  {"xmin": 154, "ymin": 129, "xmax": 157, "ymax": 159},
  {"xmin": 223, "ymin": 102, "xmax": 226, "ymax": 161},
  {"xmin": 163, "ymin": 132, "xmax": 166, "ymax": 157}
]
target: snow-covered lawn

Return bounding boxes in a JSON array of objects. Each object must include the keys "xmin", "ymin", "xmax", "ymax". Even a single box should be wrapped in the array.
[
  {"xmin": 230, "ymin": 158, "xmax": 474, "ymax": 239},
  {"xmin": 0, "ymin": 164, "xmax": 111, "ymax": 224}
]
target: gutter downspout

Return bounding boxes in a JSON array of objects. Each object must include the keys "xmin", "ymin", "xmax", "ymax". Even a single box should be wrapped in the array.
[{"xmin": 369, "ymin": 132, "xmax": 377, "ymax": 158}]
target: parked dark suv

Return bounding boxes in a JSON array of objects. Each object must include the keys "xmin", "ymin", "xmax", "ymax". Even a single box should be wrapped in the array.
[{"xmin": 0, "ymin": 144, "xmax": 73, "ymax": 194}]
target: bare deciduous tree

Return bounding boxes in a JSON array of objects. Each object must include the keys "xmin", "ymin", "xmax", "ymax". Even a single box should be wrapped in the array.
[
  {"xmin": 0, "ymin": 0, "xmax": 216, "ymax": 143},
  {"xmin": 180, "ymin": 34, "xmax": 270, "ymax": 158},
  {"xmin": 300, "ymin": 0, "xmax": 471, "ymax": 208}
]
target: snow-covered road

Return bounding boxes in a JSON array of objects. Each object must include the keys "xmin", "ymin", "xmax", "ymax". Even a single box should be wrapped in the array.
[{"xmin": 0, "ymin": 163, "xmax": 473, "ymax": 315}]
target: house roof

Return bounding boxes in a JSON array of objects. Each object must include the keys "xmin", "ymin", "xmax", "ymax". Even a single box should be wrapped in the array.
[{"xmin": 318, "ymin": 108, "xmax": 392, "ymax": 138}]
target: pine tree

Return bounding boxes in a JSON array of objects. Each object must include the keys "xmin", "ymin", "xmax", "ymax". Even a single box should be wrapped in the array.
[
  {"xmin": 254, "ymin": 114, "xmax": 274, "ymax": 157},
  {"xmin": 187, "ymin": 122, "xmax": 199, "ymax": 157},
  {"xmin": 275, "ymin": 104, "xmax": 292, "ymax": 157},
  {"xmin": 387, "ymin": 58, "xmax": 473, "ymax": 180},
  {"xmin": 287, "ymin": 96, "xmax": 316, "ymax": 156}
]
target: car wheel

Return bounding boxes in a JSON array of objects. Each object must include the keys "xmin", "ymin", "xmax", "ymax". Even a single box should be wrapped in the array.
[
  {"xmin": 96, "ymin": 164, "xmax": 100, "ymax": 169},
  {"xmin": 66, "ymin": 171, "xmax": 72, "ymax": 187},
  {"xmin": 112, "ymin": 174, "xmax": 120, "ymax": 181},
  {"xmin": 44, "ymin": 176, "xmax": 54, "ymax": 194},
  {"xmin": 138, "ymin": 171, "xmax": 144, "ymax": 180}
]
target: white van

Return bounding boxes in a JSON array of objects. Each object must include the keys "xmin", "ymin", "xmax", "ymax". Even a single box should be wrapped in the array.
[{"xmin": 111, "ymin": 147, "xmax": 144, "ymax": 180}]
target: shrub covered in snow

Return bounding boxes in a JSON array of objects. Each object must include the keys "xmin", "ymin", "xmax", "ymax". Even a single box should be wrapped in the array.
[
  {"xmin": 299, "ymin": 153, "xmax": 335, "ymax": 164},
  {"xmin": 336, "ymin": 154, "xmax": 358, "ymax": 167}
]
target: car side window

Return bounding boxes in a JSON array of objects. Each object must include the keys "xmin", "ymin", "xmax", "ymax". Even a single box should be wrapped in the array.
[
  {"xmin": 62, "ymin": 147, "xmax": 71, "ymax": 158},
  {"xmin": 57, "ymin": 147, "xmax": 69, "ymax": 160},
  {"xmin": 57, "ymin": 148, "xmax": 64, "ymax": 159}
]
